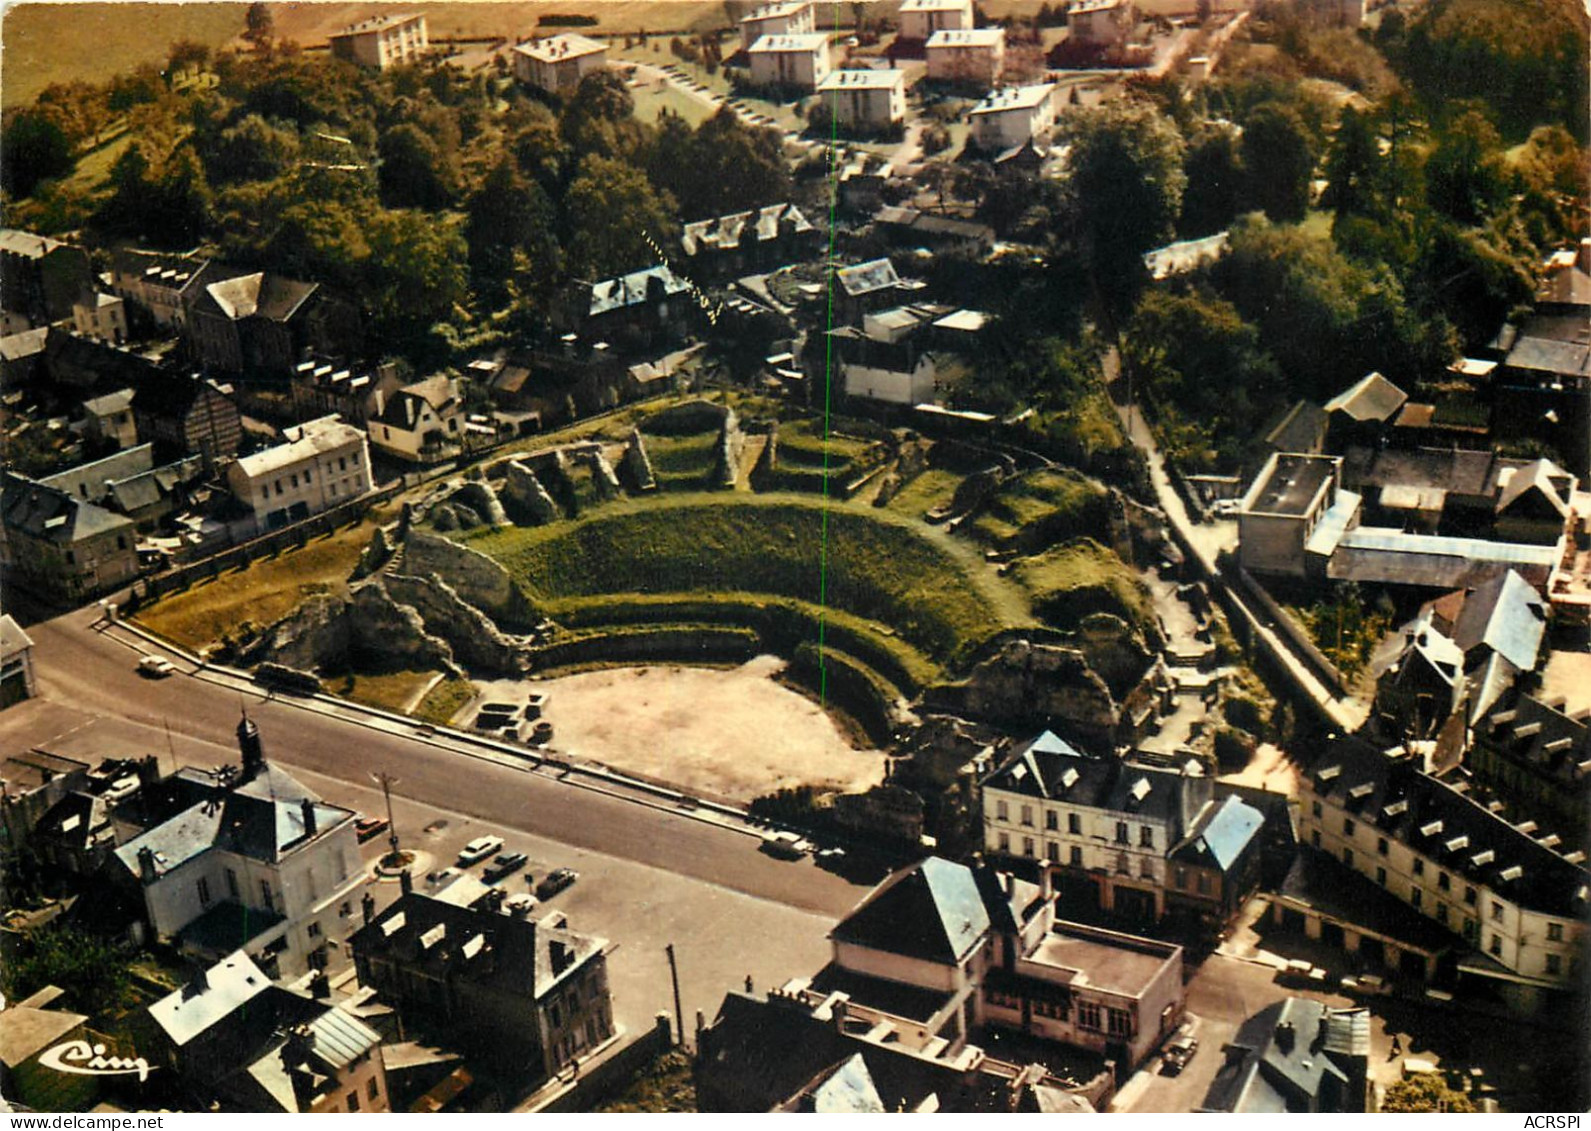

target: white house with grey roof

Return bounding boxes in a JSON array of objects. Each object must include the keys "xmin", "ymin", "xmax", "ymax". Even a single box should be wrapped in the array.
[
  {"xmin": 982, "ymin": 731, "xmax": 1218, "ymax": 921},
  {"xmin": 113, "ymin": 718, "xmax": 363, "ymax": 979},
  {"xmin": 925, "ymin": 27, "xmax": 1006, "ymax": 88},
  {"xmin": 898, "ymin": 0, "xmax": 975, "ymax": 40},
  {"xmin": 818, "ymin": 69, "xmax": 909, "ymax": 132},
  {"xmin": 330, "ymin": 12, "xmax": 428, "ymax": 70},
  {"xmin": 748, "ymin": 32, "xmax": 833, "ymax": 92},
  {"xmin": 1294, "ymin": 739, "xmax": 1588, "ymax": 1008},
  {"xmin": 968, "ymin": 84, "xmax": 1057, "ymax": 152},
  {"xmin": 1200, "ymin": 997, "xmax": 1370, "ymax": 1113},
  {"xmin": 823, "ymin": 855, "xmax": 1185, "ymax": 1070},
  {"xmin": 226, "ymin": 415, "xmax": 371, "ymax": 535},
  {"xmin": 512, "ymin": 33, "xmax": 608, "ymax": 93},
  {"xmin": 740, "ymin": 1, "xmax": 815, "ymax": 49}
]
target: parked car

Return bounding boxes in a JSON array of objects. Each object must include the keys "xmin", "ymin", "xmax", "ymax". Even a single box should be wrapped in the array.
[
  {"xmin": 457, "ymin": 835, "xmax": 505, "ymax": 866},
  {"xmin": 137, "ymin": 655, "xmax": 175, "ymax": 678},
  {"xmin": 760, "ymin": 831, "xmax": 811, "ymax": 860},
  {"xmin": 355, "ymin": 816, "xmax": 390, "ymax": 843},
  {"xmin": 505, "ymin": 892, "xmax": 537, "ymax": 917},
  {"xmin": 535, "ymin": 867, "xmax": 578, "ymax": 900},
  {"xmin": 1162, "ymin": 1034, "xmax": 1199, "ymax": 1075},
  {"xmin": 483, "ymin": 851, "xmax": 529, "ymax": 883}
]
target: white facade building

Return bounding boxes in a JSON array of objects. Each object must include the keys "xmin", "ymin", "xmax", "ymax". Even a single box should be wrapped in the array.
[
  {"xmin": 740, "ymin": 1, "xmax": 815, "ymax": 50},
  {"xmin": 329, "ymin": 13, "xmax": 429, "ymax": 70},
  {"xmin": 898, "ymin": 0, "xmax": 975, "ymax": 40},
  {"xmin": 818, "ymin": 69, "xmax": 908, "ymax": 131},
  {"xmin": 512, "ymin": 33, "xmax": 609, "ymax": 93},
  {"xmin": 1067, "ymin": 0, "xmax": 1136, "ymax": 46},
  {"xmin": 113, "ymin": 721, "xmax": 364, "ymax": 979},
  {"xmin": 925, "ymin": 27, "xmax": 1006, "ymax": 88},
  {"xmin": 72, "ymin": 292, "xmax": 128, "ymax": 344},
  {"xmin": 1298, "ymin": 742, "xmax": 1588, "ymax": 1003},
  {"xmin": 226, "ymin": 415, "xmax": 371, "ymax": 534},
  {"xmin": 367, "ymin": 375, "xmax": 465, "ymax": 464},
  {"xmin": 747, "ymin": 32, "xmax": 833, "ymax": 92},
  {"xmin": 969, "ymin": 83, "xmax": 1057, "ymax": 152}
]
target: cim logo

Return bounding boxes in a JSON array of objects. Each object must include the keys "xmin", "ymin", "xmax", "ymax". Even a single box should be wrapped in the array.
[{"xmin": 37, "ymin": 1039, "xmax": 155, "ymax": 1082}]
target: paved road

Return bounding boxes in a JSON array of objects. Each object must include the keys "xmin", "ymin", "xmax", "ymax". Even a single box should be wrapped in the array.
[{"xmin": 10, "ymin": 603, "xmax": 872, "ymax": 922}]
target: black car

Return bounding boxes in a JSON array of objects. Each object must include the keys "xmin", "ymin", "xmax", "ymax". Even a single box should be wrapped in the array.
[
  {"xmin": 483, "ymin": 852, "xmax": 529, "ymax": 883},
  {"xmin": 535, "ymin": 867, "xmax": 578, "ymax": 900}
]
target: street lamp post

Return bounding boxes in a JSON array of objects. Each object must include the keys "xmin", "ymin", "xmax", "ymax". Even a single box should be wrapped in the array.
[{"xmin": 370, "ymin": 770, "xmax": 401, "ymax": 865}]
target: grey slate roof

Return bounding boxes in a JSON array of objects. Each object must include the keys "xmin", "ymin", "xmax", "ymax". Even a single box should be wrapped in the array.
[
  {"xmin": 797, "ymin": 1053, "xmax": 888, "ymax": 1112},
  {"xmin": 1307, "ymin": 741, "xmax": 1591, "ymax": 919},
  {"xmin": 682, "ymin": 203, "xmax": 814, "ymax": 256},
  {"xmin": 148, "ymin": 950, "xmax": 273, "ymax": 1047},
  {"xmin": 1172, "ymin": 795, "xmax": 1264, "ymax": 872},
  {"xmin": 583, "ymin": 264, "xmax": 690, "ymax": 317},
  {"xmin": 830, "ymin": 856, "xmax": 990, "ymax": 965},
  {"xmin": 1451, "ymin": 570, "xmax": 1548, "ymax": 672},
  {"xmin": 2, "ymin": 473, "xmax": 135, "ymax": 544},
  {"xmin": 1201, "ymin": 997, "xmax": 1367, "ymax": 1113},
  {"xmin": 1324, "ymin": 371, "xmax": 1407, "ymax": 424},
  {"xmin": 835, "ymin": 258, "xmax": 901, "ymax": 297}
]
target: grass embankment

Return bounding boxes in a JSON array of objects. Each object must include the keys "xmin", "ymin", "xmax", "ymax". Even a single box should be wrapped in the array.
[
  {"xmin": 415, "ymin": 677, "xmax": 478, "ymax": 725},
  {"xmin": 968, "ymin": 468, "xmax": 1111, "ymax": 551},
  {"xmin": 329, "ymin": 670, "xmax": 438, "ymax": 715},
  {"xmin": 1010, "ymin": 537, "xmax": 1157, "ymax": 637},
  {"xmin": 463, "ymin": 493, "xmax": 1016, "ymax": 670},
  {"xmin": 133, "ymin": 516, "xmax": 383, "ymax": 652},
  {"xmin": 756, "ymin": 420, "xmax": 886, "ymax": 496}
]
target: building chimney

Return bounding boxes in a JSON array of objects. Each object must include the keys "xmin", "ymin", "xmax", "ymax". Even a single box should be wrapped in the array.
[
  {"xmin": 138, "ymin": 755, "xmax": 160, "ymax": 787},
  {"xmin": 832, "ymin": 995, "xmax": 849, "ymax": 1033},
  {"xmin": 237, "ymin": 714, "xmax": 265, "ymax": 780},
  {"xmin": 1274, "ymin": 1021, "xmax": 1295, "ymax": 1054},
  {"xmin": 137, "ymin": 845, "xmax": 158, "ymax": 883},
  {"xmin": 300, "ymin": 798, "xmax": 317, "ymax": 837},
  {"xmin": 399, "ymin": 868, "xmax": 412, "ymax": 895},
  {"xmin": 550, "ymin": 939, "xmax": 572, "ymax": 975}
]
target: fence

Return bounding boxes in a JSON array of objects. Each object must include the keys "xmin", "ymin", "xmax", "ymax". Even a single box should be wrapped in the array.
[
  {"xmin": 1232, "ymin": 565, "xmax": 1350, "ymax": 699},
  {"xmin": 137, "ymin": 484, "xmax": 401, "ymax": 602}
]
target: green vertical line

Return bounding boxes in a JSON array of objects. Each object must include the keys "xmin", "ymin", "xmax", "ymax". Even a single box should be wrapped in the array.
[{"xmin": 817, "ymin": 1, "xmax": 844, "ymax": 708}]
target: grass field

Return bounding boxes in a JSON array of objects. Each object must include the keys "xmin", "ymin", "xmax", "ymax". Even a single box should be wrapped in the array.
[
  {"xmin": 968, "ymin": 468, "xmax": 1110, "ymax": 551},
  {"xmin": 133, "ymin": 514, "xmax": 384, "ymax": 651},
  {"xmin": 462, "ymin": 492, "xmax": 1020, "ymax": 665},
  {"xmin": 1010, "ymin": 537, "xmax": 1157, "ymax": 637},
  {"xmin": 1, "ymin": 3, "xmax": 245, "ymax": 108},
  {"xmin": 415, "ymin": 676, "xmax": 478, "ymax": 724},
  {"xmin": 329, "ymin": 669, "xmax": 438, "ymax": 715}
]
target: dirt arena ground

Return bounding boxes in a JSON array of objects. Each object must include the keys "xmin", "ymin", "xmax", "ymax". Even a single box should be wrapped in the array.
[{"xmin": 473, "ymin": 654, "xmax": 886, "ymax": 801}]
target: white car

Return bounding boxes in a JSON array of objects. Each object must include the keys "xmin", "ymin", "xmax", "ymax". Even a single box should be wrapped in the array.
[
  {"xmin": 457, "ymin": 835, "xmax": 504, "ymax": 866},
  {"xmin": 138, "ymin": 655, "xmax": 175, "ymax": 677}
]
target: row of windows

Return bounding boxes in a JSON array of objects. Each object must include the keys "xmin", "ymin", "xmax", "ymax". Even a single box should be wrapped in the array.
[
  {"xmin": 998, "ymin": 833, "xmax": 1158, "ymax": 881},
  {"xmin": 994, "ymin": 800, "xmax": 1156, "ymax": 848}
]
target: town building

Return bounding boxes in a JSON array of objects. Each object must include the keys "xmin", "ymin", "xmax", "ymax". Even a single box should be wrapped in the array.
[
  {"xmin": 329, "ymin": 12, "xmax": 429, "ymax": 70},
  {"xmin": 873, "ymin": 207, "xmax": 998, "ymax": 257},
  {"xmin": 1294, "ymin": 740, "xmax": 1588, "ymax": 1009},
  {"xmin": 1236, "ymin": 452, "xmax": 1355, "ymax": 580},
  {"xmin": 1067, "ymin": 0, "xmax": 1137, "ymax": 47},
  {"xmin": 0, "ymin": 472, "xmax": 140, "ymax": 604},
  {"xmin": 925, "ymin": 27, "xmax": 1006, "ymax": 87},
  {"xmin": 39, "ymin": 443, "xmax": 204, "ymax": 532},
  {"xmin": 829, "ymin": 304, "xmax": 943, "ymax": 406},
  {"xmin": 1260, "ymin": 399, "xmax": 1329, "ymax": 459},
  {"xmin": 1466, "ymin": 691, "xmax": 1591, "ymax": 849},
  {"xmin": 0, "ymin": 614, "xmax": 37, "ymax": 708},
  {"xmin": 512, "ymin": 34, "xmax": 609, "ymax": 94},
  {"xmin": 0, "ymin": 229, "xmax": 93, "ymax": 326},
  {"xmin": 226, "ymin": 415, "xmax": 372, "ymax": 534},
  {"xmin": 740, "ymin": 1, "xmax": 815, "ymax": 50},
  {"xmin": 183, "ymin": 268, "xmax": 358, "ymax": 379},
  {"xmin": 821, "ymin": 856, "xmax": 1185, "ymax": 1071},
  {"xmin": 109, "ymin": 248, "xmax": 208, "ymax": 331},
  {"xmin": 747, "ymin": 32, "xmax": 833, "ymax": 92},
  {"xmin": 1200, "ymin": 998, "xmax": 1370, "ymax": 1113},
  {"xmin": 833, "ymin": 257, "xmax": 916, "ymax": 323},
  {"xmin": 1324, "ymin": 371, "xmax": 1408, "ymax": 450},
  {"xmin": 1166, "ymin": 794, "xmax": 1268, "ymax": 927},
  {"xmin": 968, "ymin": 84, "xmax": 1057, "ymax": 152},
  {"xmin": 349, "ymin": 888, "xmax": 615, "ymax": 1080},
  {"xmin": 680, "ymin": 202, "xmax": 820, "ymax": 282},
  {"xmin": 981, "ymin": 731, "xmax": 1221, "ymax": 921},
  {"xmin": 42, "ymin": 327, "xmax": 159, "ymax": 394},
  {"xmin": 897, "ymin": 0, "xmax": 975, "ymax": 41},
  {"xmin": 129, "ymin": 373, "xmax": 241, "ymax": 469},
  {"xmin": 147, "ymin": 950, "xmax": 391, "ymax": 1112},
  {"xmin": 0, "ymin": 326, "xmax": 48, "ymax": 386},
  {"xmin": 367, "ymin": 376, "xmax": 466, "ymax": 464},
  {"xmin": 80, "ymin": 388, "xmax": 139, "ymax": 451},
  {"xmin": 0, "ymin": 751, "xmax": 89, "ymax": 861},
  {"xmin": 71, "ymin": 292, "xmax": 128, "ymax": 345},
  {"xmin": 551, "ymin": 264, "xmax": 695, "ymax": 353},
  {"xmin": 111, "ymin": 718, "xmax": 364, "ymax": 979},
  {"xmin": 817, "ymin": 69, "xmax": 909, "ymax": 133},
  {"xmin": 697, "ymin": 986, "xmax": 1097, "ymax": 1112}
]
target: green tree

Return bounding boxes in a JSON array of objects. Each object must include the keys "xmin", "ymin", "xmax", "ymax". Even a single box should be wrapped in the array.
[
  {"xmin": 0, "ymin": 924, "xmax": 134, "ymax": 1017},
  {"xmin": 564, "ymin": 154, "xmax": 679, "ymax": 279},
  {"xmin": 209, "ymin": 113, "xmax": 300, "ymax": 184},
  {"xmin": 364, "ymin": 208, "xmax": 469, "ymax": 336},
  {"xmin": 465, "ymin": 157, "xmax": 560, "ymax": 302},
  {"xmin": 245, "ymin": 1, "xmax": 274, "ymax": 43},
  {"xmin": 0, "ymin": 109, "xmax": 74, "ymax": 198},
  {"xmin": 1240, "ymin": 102, "xmax": 1315, "ymax": 222},
  {"xmin": 1381, "ymin": 1074, "xmax": 1476, "ymax": 1113},
  {"xmin": 1060, "ymin": 103, "xmax": 1187, "ymax": 332},
  {"xmin": 560, "ymin": 69, "xmax": 644, "ymax": 162},
  {"xmin": 378, "ymin": 122, "xmax": 456, "ymax": 209},
  {"xmin": 1424, "ymin": 108, "xmax": 1507, "ymax": 225},
  {"xmin": 1179, "ymin": 122, "xmax": 1243, "ymax": 237},
  {"xmin": 1321, "ymin": 105, "xmax": 1381, "ymax": 221}
]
